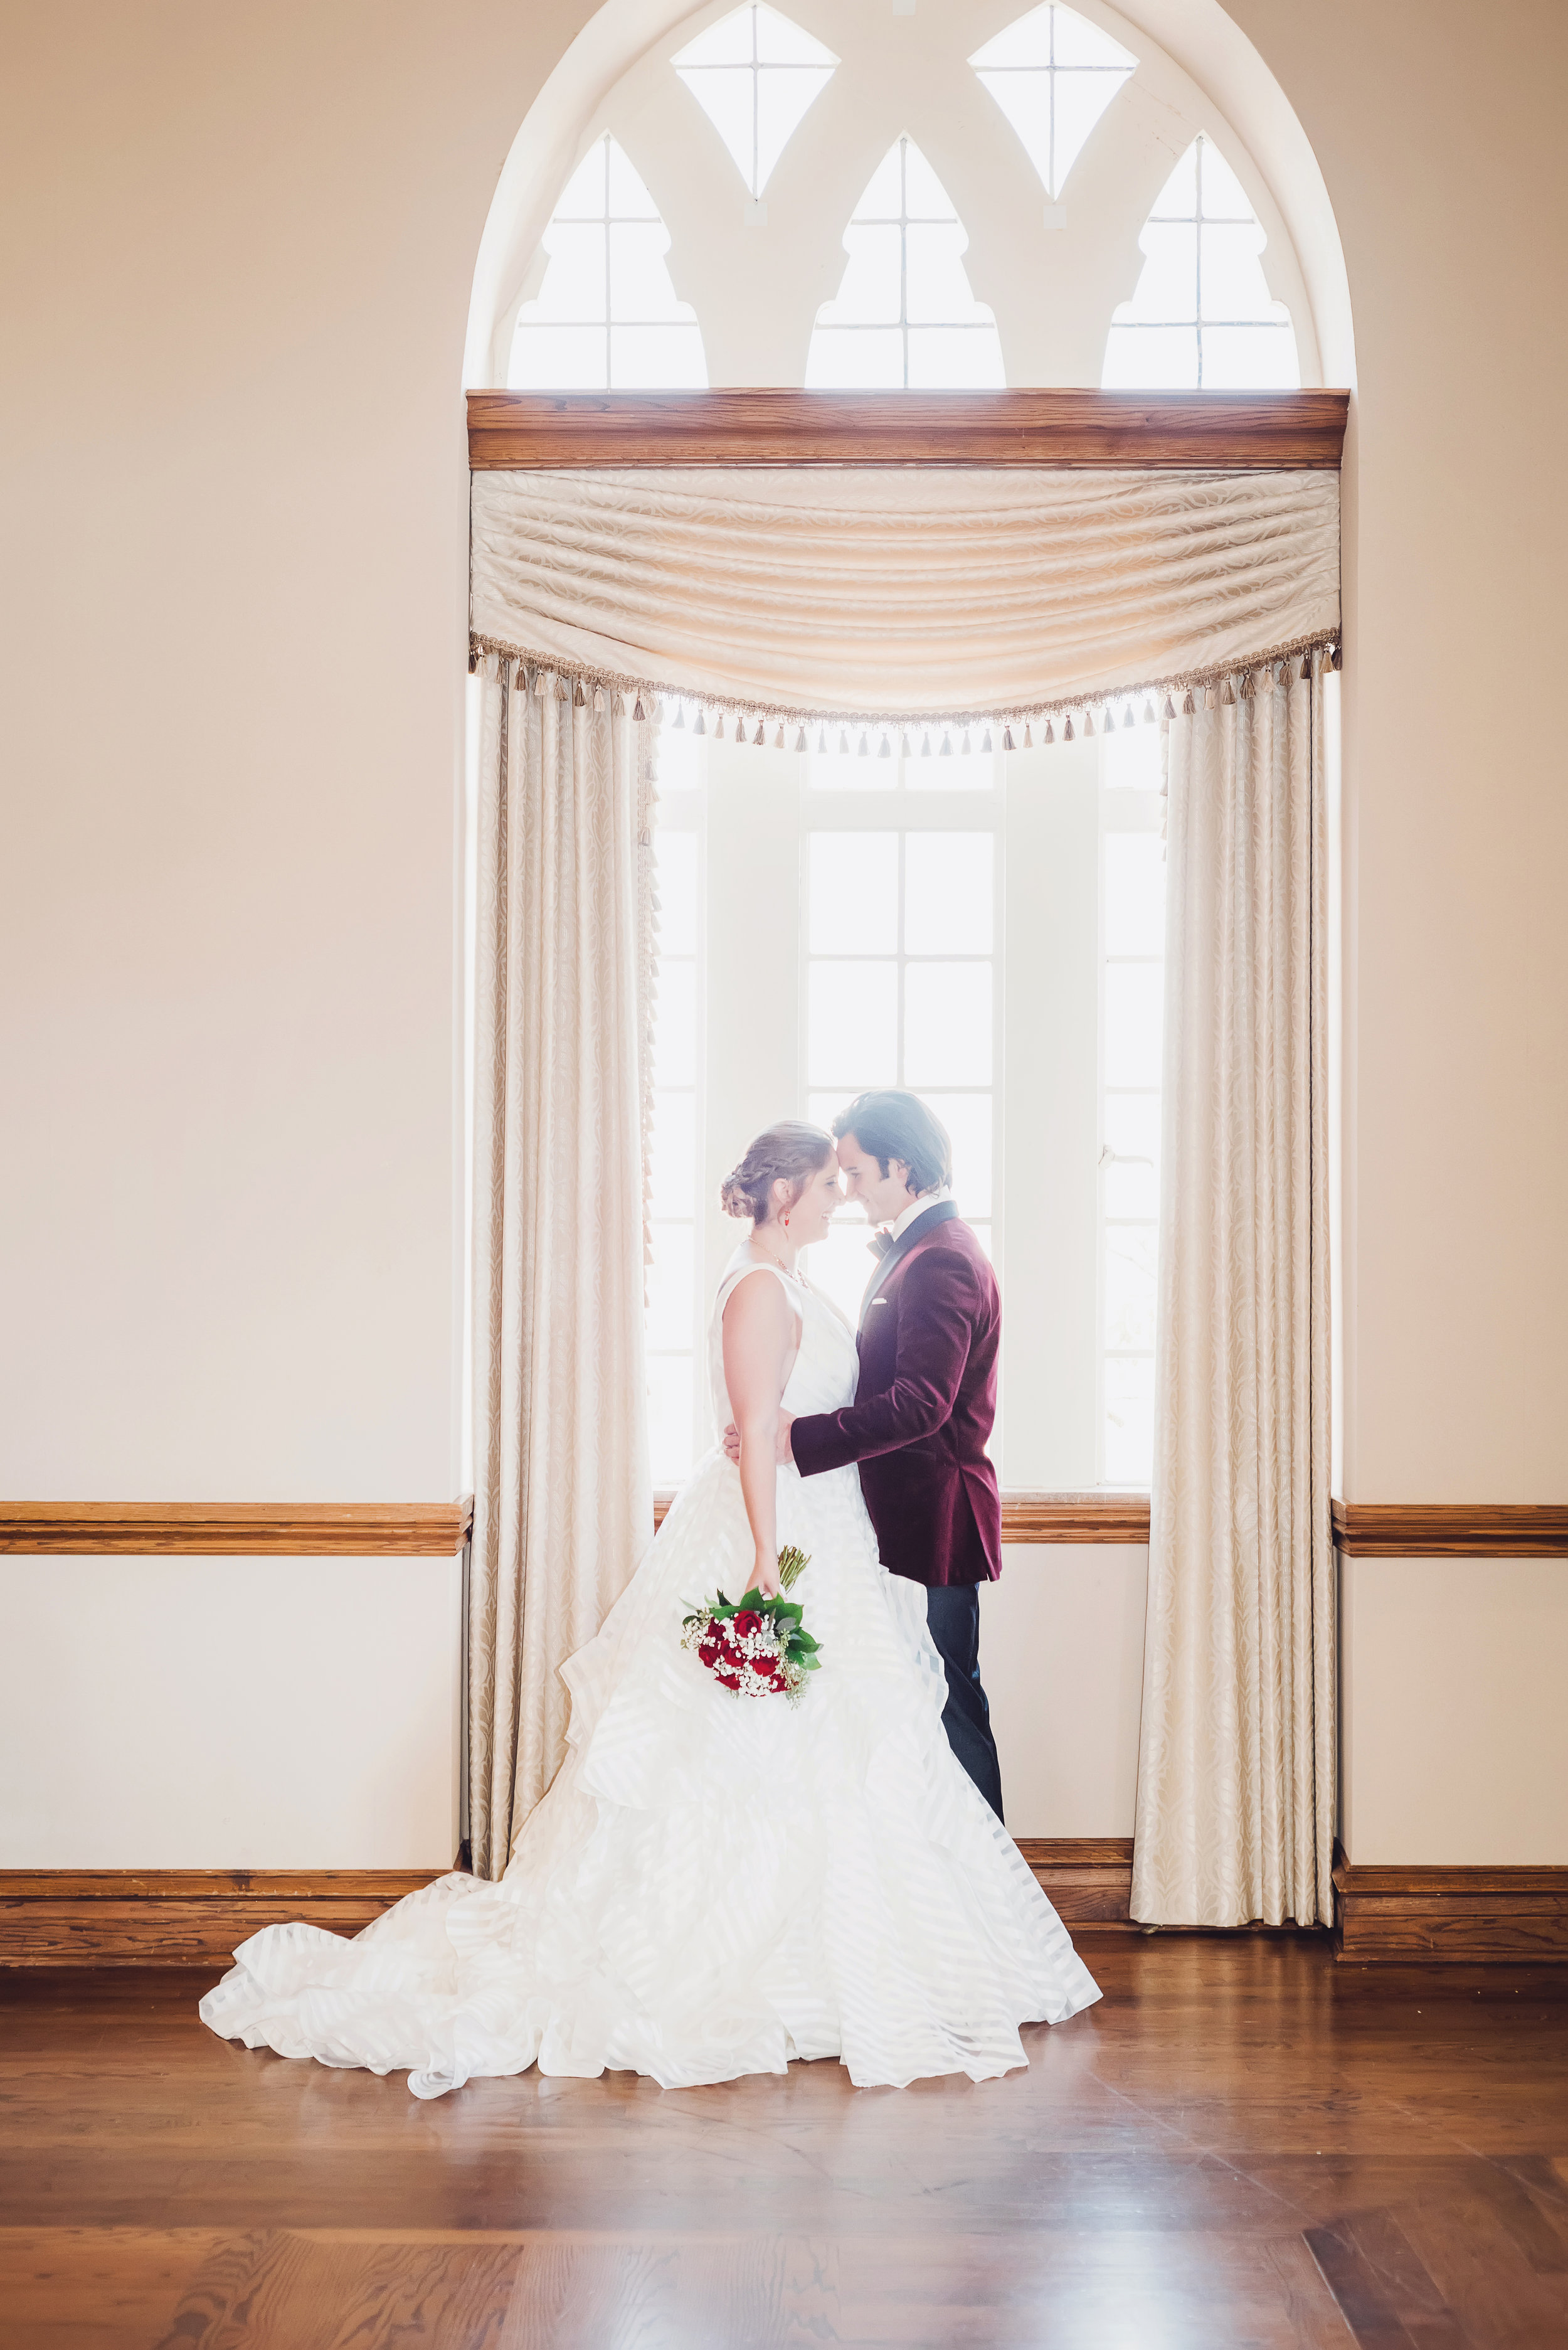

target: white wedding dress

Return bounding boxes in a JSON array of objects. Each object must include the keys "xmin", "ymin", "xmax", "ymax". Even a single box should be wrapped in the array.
[{"xmin": 199, "ymin": 1251, "xmax": 1101, "ymax": 2093}]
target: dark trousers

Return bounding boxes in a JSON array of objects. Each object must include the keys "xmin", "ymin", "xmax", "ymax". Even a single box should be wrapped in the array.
[{"xmin": 924, "ymin": 1583, "xmax": 1004, "ymax": 1822}]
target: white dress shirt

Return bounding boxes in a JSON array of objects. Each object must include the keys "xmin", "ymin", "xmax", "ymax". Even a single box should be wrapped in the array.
[{"xmin": 887, "ymin": 1185, "xmax": 955, "ymax": 1242}]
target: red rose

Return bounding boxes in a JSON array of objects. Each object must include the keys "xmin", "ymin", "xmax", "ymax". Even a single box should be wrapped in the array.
[
  {"xmin": 697, "ymin": 1640, "xmax": 720, "ymax": 1667},
  {"xmin": 716, "ymin": 1671, "xmax": 740, "ymax": 1690},
  {"xmin": 733, "ymin": 1610, "xmax": 761, "ymax": 1637}
]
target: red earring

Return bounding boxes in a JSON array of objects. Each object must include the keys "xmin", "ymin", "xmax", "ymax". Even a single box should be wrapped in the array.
[{"xmin": 783, "ymin": 1214, "xmax": 791, "ymax": 1229}]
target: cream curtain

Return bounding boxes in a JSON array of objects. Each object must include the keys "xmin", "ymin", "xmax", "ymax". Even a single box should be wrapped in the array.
[
  {"xmin": 471, "ymin": 467, "xmax": 1340, "ymax": 721},
  {"xmin": 469, "ymin": 656, "xmax": 655, "ymax": 1878},
  {"xmin": 1131, "ymin": 659, "xmax": 1333, "ymax": 1928}
]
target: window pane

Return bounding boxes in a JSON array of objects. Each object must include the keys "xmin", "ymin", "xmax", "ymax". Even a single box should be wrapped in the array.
[
  {"xmin": 654, "ymin": 957, "xmax": 696, "ymax": 1086},
  {"xmin": 1118, "ymin": 221, "xmax": 1197, "ymax": 321},
  {"xmin": 1104, "ymin": 1225, "xmax": 1157, "ymax": 1350},
  {"xmin": 651, "ymin": 1089, "xmax": 696, "ymax": 1218},
  {"xmin": 817, "ymin": 223, "xmax": 903, "ymax": 324},
  {"xmin": 755, "ymin": 66, "xmax": 835, "ymax": 194},
  {"xmin": 906, "ymin": 833, "xmax": 993, "ymax": 955},
  {"xmin": 804, "ymin": 326, "xmax": 905, "ymax": 389},
  {"xmin": 647, "ymin": 1351, "xmax": 695, "ymax": 1484},
  {"xmin": 809, "ymin": 960, "xmax": 898, "ymax": 1085},
  {"xmin": 610, "ymin": 324, "xmax": 708, "ymax": 390},
  {"xmin": 1102, "ymin": 726, "xmax": 1162, "ymax": 790},
  {"xmin": 608, "ymin": 223, "xmax": 688, "ymax": 319},
  {"xmin": 1103, "ymin": 1091, "xmax": 1160, "ymax": 1218},
  {"xmin": 1197, "ymin": 139, "xmax": 1254, "ymax": 220},
  {"xmin": 810, "ymin": 743, "xmax": 896, "ymax": 790},
  {"xmin": 1052, "ymin": 9, "xmax": 1136, "ymax": 72},
  {"xmin": 807, "ymin": 1090, "xmax": 857, "ymax": 1139},
  {"xmin": 802, "ymin": 1216, "xmax": 877, "ymax": 1326},
  {"xmin": 1104, "ymin": 961, "xmax": 1163, "ymax": 1087},
  {"xmin": 904, "ymin": 746, "xmax": 995, "ymax": 789},
  {"xmin": 1200, "ymin": 220, "xmax": 1275, "ymax": 321},
  {"xmin": 655, "ymin": 831, "xmax": 698, "ymax": 956},
  {"xmin": 810, "ymin": 833, "xmax": 898, "ymax": 954},
  {"xmin": 907, "ymin": 326, "xmax": 1007, "ymax": 390},
  {"xmin": 647, "ymin": 1222, "xmax": 695, "ymax": 1350},
  {"xmin": 1101, "ymin": 324, "xmax": 1199, "ymax": 391},
  {"xmin": 553, "ymin": 143, "xmax": 609, "ymax": 218},
  {"xmin": 659, "ymin": 723, "xmax": 706, "ymax": 791},
  {"xmin": 1200, "ymin": 324, "xmax": 1300, "ymax": 390},
  {"xmin": 905, "ymin": 223, "xmax": 984, "ymax": 322},
  {"xmin": 924, "ymin": 1090, "xmax": 993, "ymax": 1215},
  {"xmin": 1105, "ymin": 833, "xmax": 1165, "ymax": 957},
  {"xmin": 905, "ymin": 960, "xmax": 993, "ymax": 1086},
  {"xmin": 605, "ymin": 141, "xmax": 663, "ymax": 218},
  {"xmin": 1051, "ymin": 67, "xmax": 1132, "ymax": 193},
  {"xmin": 511, "ymin": 324, "xmax": 607, "ymax": 391},
  {"xmin": 972, "ymin": 71, "xmax": 1052, "ymax": 193},
  {"xmin": 675, "ymin": 65, "xmax": 755, "ymax": 189},
  {"xmin": 1104, "ymin": 1353, "xmax": 1155, "ymax": 1485},
  {"xmin": 531, "ymin": 225, "xmax": 608, "ymax": 319}
]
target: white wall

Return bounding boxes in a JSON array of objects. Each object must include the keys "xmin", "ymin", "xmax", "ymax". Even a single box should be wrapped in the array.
[
  {"xmin": 3, "ymin": 0, "xmax": 1565, "ymax": 1874},
  {"xmin": 1340, "ymin": 1553, "xmax": 1568, "ymax": 1866},
  {"xmin": 987, "ymin": 1545, "xmax": 1148, "ymax": 1836},
  {"xmin": 0, "ymin": 1556, "xmax": 462, "ymax": 1868}
]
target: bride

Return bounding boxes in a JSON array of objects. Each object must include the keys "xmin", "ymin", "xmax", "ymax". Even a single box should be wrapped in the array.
[{"xmin": 200, "ymin": 1120, "xmax": 1101, "ymax": 2093}]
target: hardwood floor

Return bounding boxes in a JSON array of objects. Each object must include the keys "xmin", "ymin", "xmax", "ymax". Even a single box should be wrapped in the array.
[{"xmin": 2, "ymin": 1940, "xmax": 1565, "ymax": 2347}]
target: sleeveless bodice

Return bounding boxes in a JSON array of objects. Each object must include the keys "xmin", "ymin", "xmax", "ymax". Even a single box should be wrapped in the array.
[{"xmin": 708, "ymin": 1247, "xmax": 859, "ymax": 1427}]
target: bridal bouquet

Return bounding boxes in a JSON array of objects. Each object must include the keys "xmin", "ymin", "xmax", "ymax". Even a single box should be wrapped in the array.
[{"xmin": 682, "ymin": 1545, "xmax": 820, "ymax": 1703}]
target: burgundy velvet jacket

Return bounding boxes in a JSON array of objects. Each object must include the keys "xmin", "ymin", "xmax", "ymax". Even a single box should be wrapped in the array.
[{"xmin": 790, "ymin": 1202, "xmax": 1002, "ymax": 1589}]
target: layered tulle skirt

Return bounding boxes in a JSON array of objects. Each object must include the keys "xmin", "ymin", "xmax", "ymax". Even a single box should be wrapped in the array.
[{"xmin": 199, "ymin": 1450, "xmax": 1100, "ymax": 2093}]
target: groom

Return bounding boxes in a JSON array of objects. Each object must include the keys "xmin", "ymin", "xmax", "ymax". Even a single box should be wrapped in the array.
[{"xmin": 728, "ymin": 1089, "xmax": 1005, "ymax": 1819}]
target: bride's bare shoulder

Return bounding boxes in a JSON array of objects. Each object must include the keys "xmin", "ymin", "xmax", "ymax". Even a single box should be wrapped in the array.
[{"xmin": 720, "ymin": 1259, "xmax": 800, "ymax": 1330}]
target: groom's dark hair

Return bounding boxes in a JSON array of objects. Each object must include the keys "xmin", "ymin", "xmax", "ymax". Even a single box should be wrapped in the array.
[{"xmin": 832, "ymin": 1091, "xmax": 953, "ymax": 1194}]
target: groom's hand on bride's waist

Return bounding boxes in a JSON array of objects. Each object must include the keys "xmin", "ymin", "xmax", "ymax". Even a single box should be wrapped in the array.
[{"xmin": 722, "ymin": 1415, "xmax": 794, "ymax": 1465}]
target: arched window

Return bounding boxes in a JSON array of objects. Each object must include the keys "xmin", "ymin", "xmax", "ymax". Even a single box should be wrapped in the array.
[
  {"xmin": 508, "ymin": 135, "xmax": 707, "ymax": 390},
  {"xmin": 1101, "ymin": 133, "xmax": 1299, "ymax": 389},
  {"xmin": 805, "ymin": 137, "xmax": 1004, "ymax": 390},
  {"xmin": 969, "ymin": 1, "xmax": 1135, "ymax": 200},
  {"xmin": 674, "ymin": 3, "xmax": 837, "ymax": 206}
]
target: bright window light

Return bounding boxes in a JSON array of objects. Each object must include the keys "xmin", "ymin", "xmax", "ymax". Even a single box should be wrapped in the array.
[
  {"xmin": 806, "ymin": 136, "xmax": 1005, "ymax": 390},
  {"xmin": 674, "ymin": 3, "xmax": 837, "ymax": 201},
  {"xmin": 1101, "ymin": 132, "xmax": 1299, "ymax": 389},
  {"xmin": 969, "ymin": 3, "xmax": 1136, "ymax": 199},
  {"xmin": 509, "ymin": 135, "xmax": 708, "ymax": 390}
]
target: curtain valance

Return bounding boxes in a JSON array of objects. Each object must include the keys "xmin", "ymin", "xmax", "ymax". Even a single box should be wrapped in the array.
[{"xmin": 470, "ymin": 465, "xmax": 1339, "ymax": 725}]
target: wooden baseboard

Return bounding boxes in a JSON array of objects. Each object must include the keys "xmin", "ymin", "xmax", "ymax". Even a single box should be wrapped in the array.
[
  {"xmin": 1016, "ymin": 1838, "xmax": 1136, "ymax": 1928},
  {"xmin": 1333, "ymin": 1847, "xmax": 1568, "ymax": 1962},
  {"xmin": 1, "ymin": 1849, "xmax": 1136, "ymax": 1966},
  {"xmin": 0, "ymin": 1870, "xmax": 458, "ymax": 1968},
  {"xmin": 31, "ymin": 1844, "xmax": 1561, "ymax": 1969}
]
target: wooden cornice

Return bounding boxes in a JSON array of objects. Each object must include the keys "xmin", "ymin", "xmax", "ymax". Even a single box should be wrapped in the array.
[
  {"xmin": 652, "ymin": 1488, "xmax": 1150, "ymax": 1541},
  {"xmin": 467, "ymin": 388, "xmax": 1350, "ymax": 472},
  {"xmin": 1331, "ymin": 1502, "xmax": 1568, "ymax": 1558},
  {"xmin": 0, "ymin": 1501, "xmax": 475, "ymax": 1556}
]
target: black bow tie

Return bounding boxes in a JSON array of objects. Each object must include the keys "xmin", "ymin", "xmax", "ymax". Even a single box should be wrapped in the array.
[{"xmin": 867, "ymin": 1229, "xmax": 896, "ymax": 1260}]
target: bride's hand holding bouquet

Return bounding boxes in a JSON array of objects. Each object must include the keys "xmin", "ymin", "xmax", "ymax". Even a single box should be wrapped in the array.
[{"xmin": 682, "ymin": 1545, "xmax": 819, "ymax": 1703}]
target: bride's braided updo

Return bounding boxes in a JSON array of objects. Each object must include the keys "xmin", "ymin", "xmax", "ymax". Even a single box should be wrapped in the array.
[{"xmin": 719, "ymin": 1120, "xmax": 834, "ymax": 1225}]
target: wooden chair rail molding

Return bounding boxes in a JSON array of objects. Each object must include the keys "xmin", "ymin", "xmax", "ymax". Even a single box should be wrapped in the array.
[
  {"xmin": 0, "ymin": 1501, "xmax": 475, "ymax": 1555},
  {"xmin": 1331, "ymin": 1501, "xmax": 1568, "ymax": 1557},
  {"xmin": 466, "ymin": 388, "xmax": 1350, "ymax": 472},
  {"xmin": 650, "ymin": 1489, "xmax": 1153, "ymax": 1541}
]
